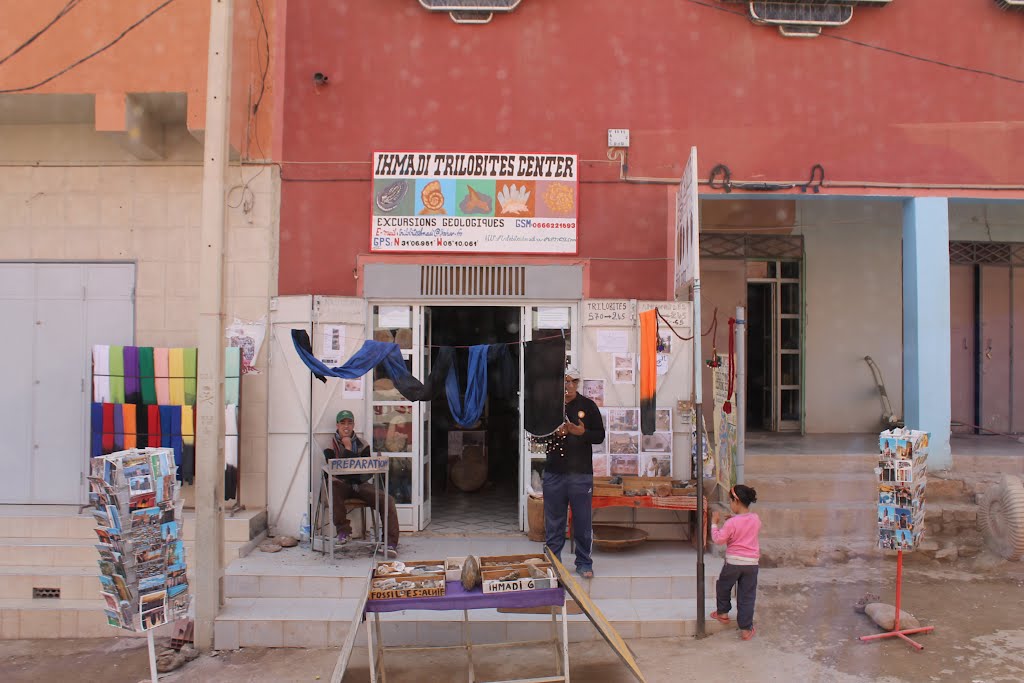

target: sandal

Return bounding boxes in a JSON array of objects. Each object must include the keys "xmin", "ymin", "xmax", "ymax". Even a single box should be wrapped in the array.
[
  {"xmin": 710, "ymin": 611, "xmax": 730, "ymax": 624},
  {"xmin": 576, "ymin": 568, "xmax": 594, "ymax": 579},
  {"xmin": 740, "ymin": 627, "xmax": 756, "ymax": 640}
]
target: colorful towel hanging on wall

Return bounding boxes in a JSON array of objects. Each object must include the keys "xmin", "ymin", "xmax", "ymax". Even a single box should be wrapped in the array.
[
  {"xmin": 639, "ymin": 308, "xmax": 658, "ymax": 436},
  {"xmin": 90, "ymin": 345, "xmax": 242, "ymax": 500}
]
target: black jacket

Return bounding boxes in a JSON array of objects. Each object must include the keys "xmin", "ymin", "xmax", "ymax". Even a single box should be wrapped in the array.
[{"xmin": 545, "ymin": 394, "xmax": 605, "ymax": 475}]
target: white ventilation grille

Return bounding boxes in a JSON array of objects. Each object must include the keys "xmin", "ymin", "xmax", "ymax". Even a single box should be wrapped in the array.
[
  {"xmin": 720, "ymin": 0, "xmax": 893, "ymax": 37},
  {"xmin": 419, "ymin": 0, "xmax": 522, "ymax": 24},
  {"xmin": 420, "ymin": 265, "xmax": 526, "ymax": 297}
]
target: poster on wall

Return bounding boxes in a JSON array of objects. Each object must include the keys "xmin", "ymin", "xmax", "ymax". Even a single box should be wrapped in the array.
[
  {"xmin": 371, "ymin": 152, "xmax": 578, "ymax": 254},
  {"xmin": 713, "ymin": 356, "xmax": 738, "ymax": 488},
  {"xmin": 225, "ymin": 317, "xmax": 266, "ymax": 374},
  {"xmin": 581, "ymin": 379, "xmax": 605, "ymax": 407}
]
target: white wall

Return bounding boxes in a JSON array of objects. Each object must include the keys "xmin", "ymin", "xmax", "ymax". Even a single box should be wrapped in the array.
[
  {"xmin": 798, "ymin": 201, "xmax": 904, "ymax": 433},
  {"xmin": 0, "ymin": 127, "xmax": 278, "ymax": 508},
  {"xmin": 949, "ymin": 202, "xmax": 1024, "ymax": 241}
]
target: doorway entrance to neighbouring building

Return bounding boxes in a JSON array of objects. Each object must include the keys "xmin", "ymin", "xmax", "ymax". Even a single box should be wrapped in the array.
[
  {"xmin": 950, "ymin": 244, "xmax": 1024, "ymax": 435},
  {"xmin": 746, "ymin": 260, "xmax": 802, "ymax": 432},
  {"xmin": 424, "ymin": 306, "xmax": 522, "ymax": 535}
]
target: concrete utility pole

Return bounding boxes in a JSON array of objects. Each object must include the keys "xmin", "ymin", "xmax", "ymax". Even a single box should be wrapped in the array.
[{"xmin": 194, "ymin": 0, "xmax": 233, "ymax": 652}]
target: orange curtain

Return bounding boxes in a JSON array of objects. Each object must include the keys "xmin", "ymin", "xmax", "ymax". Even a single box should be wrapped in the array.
[{"xmin": 639, "ymin": 309, "xmax": 657, "ymax": 435}]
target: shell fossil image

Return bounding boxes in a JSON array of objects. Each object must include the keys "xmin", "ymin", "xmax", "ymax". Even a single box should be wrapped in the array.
[
  {"xmin": 459, "ymin": 185, "xmax": 493, "ymax": 214},
  {"xmin": 418, "ymin": 180, "xmax": 447, "ymax": 215},
  {"xmin": 375, "ymin": 180, "xmax": 408, "ymax": 213}
]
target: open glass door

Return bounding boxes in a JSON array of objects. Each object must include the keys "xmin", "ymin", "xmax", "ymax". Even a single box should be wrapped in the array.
[
  {"xmin": 369, "ymin": 304, "xmax": 418, "ymax": 531},
  {"xmin": 419, "ymin": 307, "xmax": 432, "ymax": 529},
  {"xmin": 519, "ymin": 304, "xmax": 577, "ymax": 531}
]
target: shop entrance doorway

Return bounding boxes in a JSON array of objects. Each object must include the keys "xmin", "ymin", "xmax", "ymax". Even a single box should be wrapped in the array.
[{"xmin": 424, "ymin": 306, "xmax": 522, "ymax": 534}]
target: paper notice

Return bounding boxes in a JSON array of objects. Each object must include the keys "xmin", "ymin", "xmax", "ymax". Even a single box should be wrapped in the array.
[
  {"xmin": 537, "ymin": 307, "xmax": 570, "ymax": 329},
  {"xmin": 597, "ymin": 329, "xmax": 629, "ymax": 354},
  {"xmin": 342, "ymin": 378, "xmax": 364, "ymax": 399},
  {"xmin": 378, "ymin": 306, "xmax": 411, "ymax": 328}
]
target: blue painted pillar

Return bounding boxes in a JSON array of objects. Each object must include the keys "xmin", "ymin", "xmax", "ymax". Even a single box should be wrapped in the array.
[{"xmin": 902, "ymin": 197, "xmax": 952, "ymax": 470}]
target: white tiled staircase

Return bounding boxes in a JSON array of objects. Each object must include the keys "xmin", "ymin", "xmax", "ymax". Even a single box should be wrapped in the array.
[
  {"xmin": 0, "ymin": 505, "xmax": 266, "ymax": 639},
  {"xmin": 214, "ymin": 537, "xmax": 725, "ymax": 650}
]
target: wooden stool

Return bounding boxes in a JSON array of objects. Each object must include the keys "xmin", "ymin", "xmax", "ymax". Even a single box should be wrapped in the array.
[{"xmin": 343, "ymin": 498, "xmax": 380, "ymax": 541}]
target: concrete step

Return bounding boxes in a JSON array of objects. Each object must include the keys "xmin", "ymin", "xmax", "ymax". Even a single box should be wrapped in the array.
[
  {"xmin": 0, "ymin": 566, "xmax": 99, "ymax": 600},
  {"xmin": 951, "ymin": 454, "xmax": 1023, "ymax": 476},
  {"xmin": 743, "ymin": 453, "xmax": 879, "ymax": 476},
  {"xmin": 743, "ymin": 472, "xmax": 878, "ymax": 503},
  {"xmin": 0, "ymin": 597, "xmax": 176, "ymax": 639},
  {"xmin": 213, "ymin": 596, "xmax": 728, "ymax": 649},
  {"xmin": 0, "ymin": 508, "xmax": 266, "ymax": 543},
  {"xmin": 756, "ymin": 502, "xmax": 878, "ymax": 538},
  {"xmin": 0, "ymin": 536, "xmax": 255, "ymax": 569}
]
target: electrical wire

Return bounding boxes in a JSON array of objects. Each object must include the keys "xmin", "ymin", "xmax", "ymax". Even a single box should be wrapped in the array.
[
  {"xmin": 0, "ymin": 0, "xmax": 178, "ymax": 95},
  {"xmin": 0, "ymin": 0, "xmax": 82, "ymax": 69},
  {"xmin": 682, "ymin": 0, "xmax": 1024, "ymax": 86}
]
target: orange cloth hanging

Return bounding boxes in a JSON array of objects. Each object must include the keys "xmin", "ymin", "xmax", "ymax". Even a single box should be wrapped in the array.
[{"xmin": 639, "ymin": 308, "xmax": 658, "ymax": 436}]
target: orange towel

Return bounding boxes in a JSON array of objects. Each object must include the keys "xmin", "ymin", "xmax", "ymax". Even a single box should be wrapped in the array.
[{"xmin": 639, "ymin": 309, "xmax": 658, "ymax": 436}]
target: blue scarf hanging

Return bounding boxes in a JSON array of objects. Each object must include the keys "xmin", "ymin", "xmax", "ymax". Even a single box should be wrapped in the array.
[
  {"xmin": 445, "ymin": 345, "xmax": 489, "ymax": 428},
  {"xmin": 290, "ymin": 330, "xmax": 490, "ymax": 427}
]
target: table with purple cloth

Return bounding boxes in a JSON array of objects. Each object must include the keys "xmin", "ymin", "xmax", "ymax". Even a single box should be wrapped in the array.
[{"xmin": 363, "ymin": 580, "xmax": 570, "ymax": 683}]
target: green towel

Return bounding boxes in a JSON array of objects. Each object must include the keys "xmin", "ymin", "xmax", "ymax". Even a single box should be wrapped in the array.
[
  {"xmin": 109, "ymin": 345, "xmax": 125, "ymax": 404},
  {"xmin": 138, "ymin": 347, "xmax": 156, "ymax": 405},
  {"xmin": 183, "ymin": 348, "xmax": 198, "ymax": 406},
  {"xmin": 225, "ymin": 347, "xmax": 241, "ymax": 405}
]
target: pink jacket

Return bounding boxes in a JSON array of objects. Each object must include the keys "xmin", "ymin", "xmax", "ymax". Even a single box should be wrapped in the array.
[{"xmin": 711, "ymin": 513, "xmax": 761, "ymax": 563}]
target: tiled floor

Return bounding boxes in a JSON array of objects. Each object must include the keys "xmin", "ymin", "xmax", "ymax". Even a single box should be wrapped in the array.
[{"xmin": 425, "ymin": 485, "xmax": 520, "ymax": 536}]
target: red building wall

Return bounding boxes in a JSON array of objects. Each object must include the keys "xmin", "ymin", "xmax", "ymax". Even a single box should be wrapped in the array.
[{"xmin": 277, "ymin": 0, "xmax": 1024, "ymax": 297}]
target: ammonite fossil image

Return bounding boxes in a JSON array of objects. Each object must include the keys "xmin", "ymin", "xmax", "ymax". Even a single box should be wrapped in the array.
[
  {"xmin": 375, "ymin": 180, "xmax": 408, "ymax": 213},
  {"xmin": 459, "ymin": 185, "xmax": 493, "ymax": 214},
  {"xmin": 418, "ymin": 180, "xmax": 447, "ymax": 215}
]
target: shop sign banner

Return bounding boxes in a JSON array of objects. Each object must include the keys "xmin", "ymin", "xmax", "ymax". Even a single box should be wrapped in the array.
[
  {"xmin": 371, "ymin": 152, "xmax": 578, "ymax": 254},
  {"xmin": 674, "ymin": 146, "xmax": 700, "ymax": 297}
]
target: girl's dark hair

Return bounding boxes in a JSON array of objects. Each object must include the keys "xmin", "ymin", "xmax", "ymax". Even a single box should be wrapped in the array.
[{"xmin": 730, "ymin": 484, "xmax": 758, "ymax": 507}]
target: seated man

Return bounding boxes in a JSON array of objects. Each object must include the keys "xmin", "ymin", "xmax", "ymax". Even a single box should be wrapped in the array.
[{"xmin": 324, "ymin": 410, "xmax": 399, "ymax": 557}]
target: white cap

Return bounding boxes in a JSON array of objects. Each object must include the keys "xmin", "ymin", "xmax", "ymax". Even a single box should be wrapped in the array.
[{"xmin": 564, "ymin": 366, "xmax": 581, "ymax": 380}]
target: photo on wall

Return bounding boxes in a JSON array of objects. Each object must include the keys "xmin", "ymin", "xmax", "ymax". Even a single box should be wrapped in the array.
[
  {"xmin": 610, "ymin": 454, "xmax": 639, "ymax": 476},
  {"xmin": 641, "ymin": 431, "xmax": 671, "ymax": 453},
  {"xmin": 592, "ymin": 453, "xmax": 610, "ymax": 477},
  {"xmin": 608, "ymin": 431, "xmax": 639, "ymax": 454},
  {"xmin": 639, "ymin": 453, "xmax": 671, "ymax": 478},
  {"xmin": 580, "ymin": 379, "xmax": 605, "ymax": 407},
  {"xmin": 607, "ymin": 408, "xmax": 639, "ymax": 432},
  {"xmin": 655, "ymin": 408, "xmax": 672, "ymax": 433}
]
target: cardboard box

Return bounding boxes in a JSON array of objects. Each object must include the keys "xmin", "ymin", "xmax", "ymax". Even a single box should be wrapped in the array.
[
  {"xmin": 444, "ymin": 557, "xmax": 465, "ymax": 582},
  {"xmin": 368, "ymin": 574, "xmax": 446, "ymax": 601},
  {"xmin": 481, "ymin": 566, "xmax": 556, "ymax": 593},
  {"xmin": 374, "ymin": 559, "xmax": 445, "ymax": 578},
  {"xmin": 479, "ymin": 554, "xmax": 546, "ymax": 568}
]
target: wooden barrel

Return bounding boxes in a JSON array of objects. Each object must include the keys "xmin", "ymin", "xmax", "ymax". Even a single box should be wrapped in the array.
[{"xmin": 527, "ymin": 495, "xmax": 545, "ymax": 542}]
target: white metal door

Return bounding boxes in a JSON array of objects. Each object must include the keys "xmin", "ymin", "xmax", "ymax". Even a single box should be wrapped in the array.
[{"xmin": 0, "ymin": 263, "xmax": 134, "ymax": 504}]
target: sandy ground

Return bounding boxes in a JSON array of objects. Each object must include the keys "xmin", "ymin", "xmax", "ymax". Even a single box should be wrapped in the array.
[{"xmin": 2, "ymin": 559, "xmax": 1022, "ymax": 683}]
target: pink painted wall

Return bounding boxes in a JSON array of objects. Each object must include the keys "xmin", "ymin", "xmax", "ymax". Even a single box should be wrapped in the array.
[{"xmin": 277, "ymin": 0, "xmax": 1024, "ymax": 296}]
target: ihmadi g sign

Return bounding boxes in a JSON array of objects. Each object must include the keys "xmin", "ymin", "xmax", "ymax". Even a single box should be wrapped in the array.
[{"xmin": 371, "ymin": 151, "xmax": 578, "ymax": 254}]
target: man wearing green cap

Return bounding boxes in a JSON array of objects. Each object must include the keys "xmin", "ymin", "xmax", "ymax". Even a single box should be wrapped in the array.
[{"xmin": 325, "ymin": 410, "xmax": 399, "ymax": 556}]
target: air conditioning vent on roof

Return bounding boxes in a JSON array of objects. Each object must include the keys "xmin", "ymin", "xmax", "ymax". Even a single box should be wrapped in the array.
[
  {"xmin": 418, "ymin": 0, "xmax": 522, "ymax": 23},
  {"xmin": 995, "ymin": 0, "xmax": 1024, "ymax": 10},
  {"xmin": 720, "ymin": 0, "xmax": 892, "ymax": 37}
]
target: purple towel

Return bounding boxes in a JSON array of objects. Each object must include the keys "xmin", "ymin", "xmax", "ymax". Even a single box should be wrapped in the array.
[
  {"xmin": 123, "ymin": 346, "xmax": 140, "ymax": 404},
  {"xmin": 112, "ymin": 404, "xmax": 124, "ymax": 452}
]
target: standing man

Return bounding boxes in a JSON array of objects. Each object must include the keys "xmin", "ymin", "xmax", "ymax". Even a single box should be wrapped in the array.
[
  {"xmin": 324, "ymin": 410, "xmax": 400, "ymax": 557},
  {"xmin": 544, "ymin": 367, "xmax": 605, "ymax": 578}
]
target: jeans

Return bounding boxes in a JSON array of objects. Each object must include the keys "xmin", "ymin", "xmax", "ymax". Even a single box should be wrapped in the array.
[
  {"xmin": 330, "ymin": 479, "xmax": 400, "ymax": 548},
  {"xmin": 716, "ymin": 562, "xmax": 759, "ymax": 630},
  {"xmin": 543, "ymin": 471, "xmax": 593, "ymax": 571}
]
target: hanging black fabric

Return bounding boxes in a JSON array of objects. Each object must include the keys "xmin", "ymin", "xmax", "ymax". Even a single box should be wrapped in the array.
[{"xmin": 524, "ymin": 336, "xmax": 566, "ymax": 436}]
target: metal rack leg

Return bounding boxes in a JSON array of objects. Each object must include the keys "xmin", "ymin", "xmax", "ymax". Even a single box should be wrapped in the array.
[
  {"xmin": 550, "ymin": 607, "xmax": 562, "ymax": 675},
  {"xmin": 561, "ymin": 602, "xmax": 570, "ymax": 682},
  {"xmin": 366, "ymin": 614, "xmax": 377, "ymax": 683},
  {"xmin": 464, "ymin": 609, "xmax": 475, "ymax": 683},
  {"xmin": 375, "ymin": 613, "xmax": 387, "ymax": 683}
]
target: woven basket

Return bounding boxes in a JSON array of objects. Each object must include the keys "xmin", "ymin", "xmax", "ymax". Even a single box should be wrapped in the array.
[
  {"xmin": 592, "ymin": 524, "xmax": 648, "ymax": 552},
  {"xmin": 651, "ymin": 495, "xmax": 698, "ymax": 509}
]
